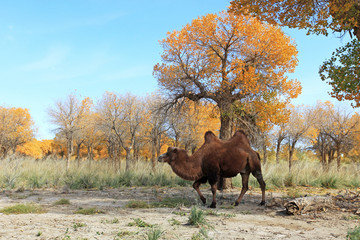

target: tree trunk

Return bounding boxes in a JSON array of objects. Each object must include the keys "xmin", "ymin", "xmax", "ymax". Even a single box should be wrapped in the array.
[
  {"xmin": 66, "ymin": 137, "xmax": 73, "ymax": 172},
  {"xmin": 151, "ymin": 140, "xmax": 156, "ymax": 171},
  {"xmin": 275, "ymin": 141, "xmax": 281, "ymax": 164},
  {"xmin": 321, "ymin": 150, "xmax": 328, "ymax": 171},
  {"xmin": 336, "ymin": 148, "xmax": 341, "ymax": 170},
  {"xmin": 76, "ymin": 142, "xmax": 81, "ymax": 168},
  {"xmin": 218, "ymin": 102, "xmax": 233, "ymax": 190},
  {"xmin": 262, "ymin": 140, "xmax": 267, "ymax": 165},
  {"xmin": 288, "ymin": 141, "xmax": 296, "ymax": 173},
  {"xmin": 125, "ymin": 147, "xmax": 132, "ymax": 171}
]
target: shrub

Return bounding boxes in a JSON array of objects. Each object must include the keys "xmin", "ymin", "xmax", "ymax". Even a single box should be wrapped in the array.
[
  {"xmin": 347, "ymin": 225, "xmax": 360, "ymax": 240},
  {"xmin": 188, "ymin": 207, "xmax": 211, "ymax": 228},
  {"xmin": 144, "ymin": 227, "xmax": 164, "ymax": 240}
]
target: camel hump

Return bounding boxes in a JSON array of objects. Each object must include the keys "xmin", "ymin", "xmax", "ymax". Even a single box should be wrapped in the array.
[
  {"xmin": 234, "ymin": 130, "xmax": 247, "ymax": 137},
  {"xmin": 232, "ymin": 130, "xmax": 251, "ymax": 146},
  {"xmin": 204, "ymin": 131, "xmax": 216, "ymax": 143}
]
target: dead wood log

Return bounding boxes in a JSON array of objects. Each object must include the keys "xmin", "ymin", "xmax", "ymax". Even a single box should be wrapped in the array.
[{"xmin": 284, "ymin": 196, "xmax": 334, "ymax": 215}]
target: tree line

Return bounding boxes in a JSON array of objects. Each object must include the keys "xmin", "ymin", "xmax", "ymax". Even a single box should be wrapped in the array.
[{"xmin": 0, "ymin": 93, "xmax": 359, "ymax": 172}]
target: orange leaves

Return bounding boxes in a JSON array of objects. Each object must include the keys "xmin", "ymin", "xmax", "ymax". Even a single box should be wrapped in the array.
[
  {"xmin": 153, "ymin": 10, "xmax": 301, "ymax": 137},
  {"xmin": 0, "ymin": 106, "xmax": 34, "ymax": 157},
  {"xmin": 154, "ymin": 10, "xmax": 299, "ymax": 100},
  {"xmin": 16, "ymin": 139, "xmax": 54, "ymax": 159}
]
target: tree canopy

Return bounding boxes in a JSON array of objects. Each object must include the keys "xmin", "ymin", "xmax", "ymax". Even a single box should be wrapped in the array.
[
  {"xmin": 153, "ymin": 10, "xmax": 301, "ymax": 139},
  {"xmin": 230, "ymin": 0, "xmax": 360, "ymax": 108},
  {"xmin": 230, "ymin": 0, "xmax": 360, "ymax": 39},
  {"xmin": 319, "ymin": 39, "xmax": 360, "ymax": 107}
]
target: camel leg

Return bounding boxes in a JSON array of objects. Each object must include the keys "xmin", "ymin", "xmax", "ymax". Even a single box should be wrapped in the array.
[
  {"xmin": 253, "ymin": 171, "xmax": 266, "ymax": 205},
  {"xmin": 192, "ymin": 177, "xmax": 207, "ymax": 204},
  {"xmin": 208, "ymin": 174, "xmax": 218, "ymax": 208},
  {"xmin": 234, "ymin": 172, "xmax": 249, "ymax": 206},
  {"xmin": 209, "ymin": 184, "xmax": 217, "ymax": 208}
]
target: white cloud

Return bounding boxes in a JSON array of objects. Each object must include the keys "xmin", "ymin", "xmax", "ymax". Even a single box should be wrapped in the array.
[{"xmin": 21, "ymin": 46, "xmax": 69, "ymax": 71}]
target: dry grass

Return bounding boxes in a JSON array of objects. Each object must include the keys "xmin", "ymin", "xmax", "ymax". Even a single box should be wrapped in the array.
[{"xmin": 0, "ymin": 156, "xmax": 359, "ymax": 191}]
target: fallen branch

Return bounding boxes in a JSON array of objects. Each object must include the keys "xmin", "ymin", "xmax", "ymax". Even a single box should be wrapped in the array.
[{"xmin": 284, "ymin": 196, "xmax": 334, "ymax": 215}]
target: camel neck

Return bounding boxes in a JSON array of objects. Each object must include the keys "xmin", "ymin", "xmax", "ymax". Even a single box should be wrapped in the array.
[{"xmin": 169, "ymin": 152, "xmax": 203, "ymax": 181}]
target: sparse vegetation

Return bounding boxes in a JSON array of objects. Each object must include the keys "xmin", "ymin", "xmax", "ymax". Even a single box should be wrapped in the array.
[
  {"xmin": 126, "ymin": 197, "xmax": 192, "ymax": 209},
  {"xmin": 151, "ymin": 197, "xmax": 192, "ymax": 208},
  {"xmin": 191, "ymin": 227, "xmax": 212, "ymax": 240},
  {"xmin": 126, "ymin": 200, "xmax": 151, "ymax": 209},
  {"xmin": 144, "ymin": 227, "xmax": 164, "ymax": 240},
  {"xmin": 101, "ymin": 217, "xmax": 119, "ymax": 224},
  {"xmin": 0, "ymin": 203, "xmax": 45, "ymax": 214},
  {"xmin": 188, "ymin": 207, "xmax": 211, "ymax": 228},
  {"xmin": 204, "ymin": 210, "xmax": 236, "ymax": 218},
  {"xmin": 116, "ymin": 230, "xmax": 133, "ymax": 238},
  {"xmin": 128, "ymin": 218, "xmax": 154, "ymax": 228},
  {"xmin": 54, "ymin": 198, "xmax": 71, "ymax": 205},
  {"xmin": 347, "ymin": 225, "xmax": 360, "ymax": 240},
  {"xmin": 169, "ymin": 218, "xmax": 181, "ymax": 226},
  {"xmin": 73, "ymin": 222, "xmax": 87, "ymax": 231},
  {"xmin": 74, "ymin": 207, "xmax": 104, "ymax": 215}
]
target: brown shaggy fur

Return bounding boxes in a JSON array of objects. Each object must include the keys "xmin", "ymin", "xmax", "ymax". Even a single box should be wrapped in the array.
[{"xmin": 158, "ymin": 130, "xmax": 266, "ymax": 208}]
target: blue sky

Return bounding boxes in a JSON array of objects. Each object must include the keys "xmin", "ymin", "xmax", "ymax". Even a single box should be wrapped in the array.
[{"xmin": 0, "ymin": 1, "xmax": 357, "ymax": 139}]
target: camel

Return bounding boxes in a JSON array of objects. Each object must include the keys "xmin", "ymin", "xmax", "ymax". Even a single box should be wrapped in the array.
[{"xmin": 158, "ymin": 130, "xmax": 266, "ymax": 208}]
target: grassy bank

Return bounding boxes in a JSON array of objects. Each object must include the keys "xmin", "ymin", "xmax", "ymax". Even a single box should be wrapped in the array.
[{"xmin": 0, "ymin": 156, "xmax": 359, "ymax": 190}]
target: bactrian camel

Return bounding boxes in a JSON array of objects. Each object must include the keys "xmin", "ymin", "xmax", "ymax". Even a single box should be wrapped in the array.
[{"xmin": 158, "ymin": 130, "xmax": 266, "ymax": 208}]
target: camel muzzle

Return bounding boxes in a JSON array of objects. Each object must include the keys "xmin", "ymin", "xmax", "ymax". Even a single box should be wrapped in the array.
[{"xmin": 158, "ymin": 153, "xmax": 166, "ymax": 162}]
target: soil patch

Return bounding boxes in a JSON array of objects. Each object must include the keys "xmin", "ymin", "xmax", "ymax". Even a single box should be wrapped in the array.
[{"xmin": 0, "ymin": 187, "xmax": 358, "ymax": 239}]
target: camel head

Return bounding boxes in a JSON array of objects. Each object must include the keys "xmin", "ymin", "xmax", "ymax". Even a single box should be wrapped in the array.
[{"xmin": 158, "ymin": 147, "xmax": 180, "ymax": 163}]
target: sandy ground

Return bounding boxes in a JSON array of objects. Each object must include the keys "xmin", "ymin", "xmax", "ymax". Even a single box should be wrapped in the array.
[{"xmin": 0, "ymin": 187, "xmax": 358, "ymax": 240}]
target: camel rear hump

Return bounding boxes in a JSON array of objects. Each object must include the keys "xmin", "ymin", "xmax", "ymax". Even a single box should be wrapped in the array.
[{"xmin": 231, "ymin": 130, "xmax": 251, "ymax": 147}]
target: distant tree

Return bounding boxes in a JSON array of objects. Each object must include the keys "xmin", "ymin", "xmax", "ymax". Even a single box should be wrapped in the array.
[
  {"xmin": 308, "ymin": 101, "xmax": 336, "ymax": 170},
  {"xmin": 166, "ymin": 100, "xmax": 220, "ymax": 153},
  {"xmin": 144, "ymin": 94, "xmax": 169, "ymax": 170},
  {"xmin": 96, "ymin": 92, "xmax": 145, "ymax": 171},
  {"xmin": 16, "ymin": 139, "xmax": 43, "ymax": 159},
  {"xmin": 272, "ymin": 123, "xmax": 288, "ymax": 164},
  {"xmin": 0, "ymin": 106, "xmax": 34, "ymax": 158},
  {"xmin": 285, "ymin": 105, "xmax": 317, "ymax": 172},
  {"xmin": 324, "ymin": 106, "xmax": 359, "ymax": 169},
  {"xmin": 48, "ymin": 93, "xmax": 87, "ymax": 171}
]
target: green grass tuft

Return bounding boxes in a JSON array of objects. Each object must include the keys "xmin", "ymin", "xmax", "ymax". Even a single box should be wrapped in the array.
[
  {"xmin": 74, "ymin": 207, "xmax": 105, "ymax": 215},
  {"xmin": 0, "ymin": 203, "xmax": 45, "ymax": 214},
  {"xmin": 188, "ymin": 206, "xmax": 212, "ymax": 228},
  {"xmin": 144, "ymin": 227, "xmax": 164, "ymax": 240},
  {"xmin": 347, "ymin": 225, "xmax": 360, "ymax": 240},
  {"xmin": 54, "ymin": 198, "xmax": 70, "ymax": 205},
  {"xmin": 128, "ymin": 218, "xmax": 153, "ymax": 228}
]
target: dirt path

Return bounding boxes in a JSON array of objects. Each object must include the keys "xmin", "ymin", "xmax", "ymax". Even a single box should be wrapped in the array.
[{"xmin": 0, "ymin": 187, "xmax": 358, "ymax": 239}]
